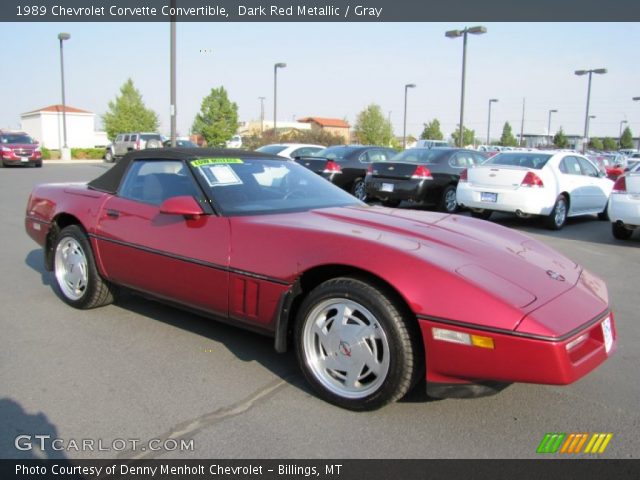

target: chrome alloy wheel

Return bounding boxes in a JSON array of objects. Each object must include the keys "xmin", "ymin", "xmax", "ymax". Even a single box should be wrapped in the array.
[
  {"xmin": 554, "ymin": 198, "xmax": 567, "ymax": 227},
  {"xmin": 444, "ymin": 188, "xmax": 457, "ymax": 212},
  {"xmin": 353, "ymin": 180, "xmax": 367, "ymax": 201},
  {"xmin": 302, "ymin": 298, "xmax": 391, "ymax": 399},
  {"xmin": 54, "ymin": 236, "xmax": 89, "ymax": 301}
]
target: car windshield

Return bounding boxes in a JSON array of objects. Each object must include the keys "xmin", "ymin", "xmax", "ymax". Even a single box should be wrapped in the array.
[
  {"xmin": 256, "ymin": 145, "xmax": 287, "ymax": 155},
  {"xmin": 388, "ymin": 148, "xmax": 451, "ymax": 164},
  {"xmin": 484, "ymin": 152, "xmax": 552, "ymax": 169},
  {"xmin": 1, "ymin": 134, "xmax": 35, "ymax": 144},
  {"xmin": 190, "ymin": 157, "xmax": 362, "ymax": 215},
  {"xmin": 312, "ymin": 146, "xmax": 355, "ymax": 161}
]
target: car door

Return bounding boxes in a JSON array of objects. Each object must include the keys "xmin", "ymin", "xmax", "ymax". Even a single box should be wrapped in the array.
[
  {"xmin": 558, "ymin": 156, "xmax": 589, "ymax": 214},
  {"xmin": 113, "ymin": 135, "xmax": 125, "ymax": 156},
  {"xmin": 94, "ymin": 159, "xmax": 230, "ymax": 317},
  {"xmin": 576, "ymin": 156, "xmax": 611, "ymax": 212}
]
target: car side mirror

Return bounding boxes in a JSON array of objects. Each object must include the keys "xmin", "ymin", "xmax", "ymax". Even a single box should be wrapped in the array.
[{"xmin": 159, "ymin": 196, "xmax": 203, "ymax": 219}]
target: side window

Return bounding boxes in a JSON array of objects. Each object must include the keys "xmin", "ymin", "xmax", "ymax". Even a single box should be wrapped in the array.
[
  {"xmin": 472, "ymin": 153, "xmax": 486, "ymax": 165},
  {"xmin": 291, "ymin": 147, "xmax": 315, "ymax": 158},
  {"xmin": 130, "ymin": 134, "xmax": 138, "ymax": 142},
  {"xmin": 560, "ymin": 156, "xmax": 582, "ymax": 176},
  {"xmin": 367, "ymin": 150, "xmax": 388, "ymax": 163},
  {"xmin": 119, "ymin": 160, "xmax": 198, "ymax": 205},
  {"xmin": 577, "ymin": 157, "xmax": 599, "ymax": 177},
  {"xmin": 359, "ymin": 151, "xmax": 371, "ymax": 163},
  {"xmin": 123, "ymin": 135, "xmax": 130, "ymax": 142},
  {"xmin": 115, "ymin": 135, "xmax": 123, "ymax": 143}
]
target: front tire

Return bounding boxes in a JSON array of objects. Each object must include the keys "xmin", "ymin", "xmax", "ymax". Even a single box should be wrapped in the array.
[
  {"xmin": 351, "ymin": 178, "xmax": 367, "ymax": 202},
  {"xmin": 545, "ymin": 195, "xmax": 568, "ymax": 230},
  {"xmin": 53, "ymin": 225, "xmax": 115, "ymax": 309},
  {"xmin": 294, "ymin": 277, "xmax": 422, "ymax": 411},
  {"xmin": 104, "ymin": 150, "xmax": 114, "ymax": 163}
]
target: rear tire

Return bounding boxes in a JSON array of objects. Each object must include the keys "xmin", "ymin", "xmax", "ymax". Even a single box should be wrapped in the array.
[
  {"xmin": 53, "ymin": 225, "xmax": 115, "ymax": 309},
  {"xmin": 294, "ymin": 277, "xmax": 422, "ymax": 411},
  {"xmin": 545, "ymin": 195, "xmax": 568, "ymax": 230},
  {"xmin": 104, "ymin": 150, "xmax": 114, "ymax": 163},
  {"xmin": 612, "ymin": 222, "xmax": 633, "ymax": 240}
]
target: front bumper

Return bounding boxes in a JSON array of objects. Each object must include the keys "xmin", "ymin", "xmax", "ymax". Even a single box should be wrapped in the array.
[
  {"xmin": 2, "ymin": 157, "xmax": 42, "ymax": 166},
  {"xmin": 419, "ymin": 311, "xmax": 616, "ymax": 386}
]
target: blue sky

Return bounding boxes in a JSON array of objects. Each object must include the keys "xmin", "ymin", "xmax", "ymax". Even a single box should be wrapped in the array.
[{"xmin": 2, "ymin": 22, "xmax": 640, "ymax": 141}]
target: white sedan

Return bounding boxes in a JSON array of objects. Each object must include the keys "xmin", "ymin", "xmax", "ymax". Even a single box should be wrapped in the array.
[
  {"xmin": 456, "ymin": 151, "xmax": 614, "ymax": 229},
  {"xmin": 608, "ymin": 162, "xmax": 640, "ymax": 240},
  {"xmin": 256, "ymin": 143, "xmax": 324, "ymax": 160}
]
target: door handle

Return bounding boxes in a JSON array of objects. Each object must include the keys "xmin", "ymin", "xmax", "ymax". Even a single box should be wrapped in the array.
[{"xmin": 106, "ymin": 209, "xmax": 120, "ymax": 219}]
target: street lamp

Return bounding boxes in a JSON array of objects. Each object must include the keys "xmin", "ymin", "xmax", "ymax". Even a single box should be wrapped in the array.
[
  {"xmin": 273, "ymin": 62, "xmax": 286, "ymax": 139},
  {"xmin": 403, "ymin": 83, "xmax": 416, "ymax": 149},
  {"xmin": 547, "ymin": 109, "xmax": 558, "ymax": 145},
  {"xmin": 634, "ymin": 97, "xmax": 640, "ymax": 151},
  {"xmin": 57, "ymin": 32, "xmax": 71, "ymax": 160},
  {"xmin": 445, "ymin": 25, "xmax": 487, "ymax": 147},
  {"xmin": 486, "ymin": 98, "xmax": 498, "ymax": 145},
  {"xmin": 575, "ymin": 68, "xmax": 607, "ymax": 150},
  {"xmin": 619, "ymin": 120, "xmax": 628, "ymax": 147},
  {"xmin": 258, "ymin": 96, "xmax": 266, "ymax": 133}
]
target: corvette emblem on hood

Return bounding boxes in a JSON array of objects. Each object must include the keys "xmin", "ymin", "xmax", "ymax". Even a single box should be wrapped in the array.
[{"xmin": 546, "ymin": 270, "xmax": 566, "ymax": 282}]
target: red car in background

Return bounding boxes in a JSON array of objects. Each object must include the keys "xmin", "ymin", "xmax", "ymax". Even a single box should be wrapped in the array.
[
  {"xmin": 24, "ymin": 149, "xmax": 616, "ymax": 410},
  {"xmin": 0, "ymin": 130, "xmax": 42, "ymax": 167},
  {"xmin": 589, "ymin": 153, "xmax": 626, "ymax": 181}
]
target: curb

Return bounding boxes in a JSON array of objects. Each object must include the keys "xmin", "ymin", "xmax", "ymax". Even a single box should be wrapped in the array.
[{"xmin": 43, "ymin": 159, "xmax": 106, "ymax": 165}]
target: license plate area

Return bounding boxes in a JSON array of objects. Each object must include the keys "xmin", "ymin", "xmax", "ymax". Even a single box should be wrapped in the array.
[
  {"xmin": 381, "ymin": 183, "xmax": 394, "ymax": 193},
  {"xmin": 481, "ymin": 192, "xmax": 497, "ymax": 203}
]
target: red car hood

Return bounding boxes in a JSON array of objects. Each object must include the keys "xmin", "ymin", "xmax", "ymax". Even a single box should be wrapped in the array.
[
  {"xmin": 241, "ymin": 205, "xmax": 582, "ymax": 326},
  {"xmin": 316, "ymin": 206, "xmax": 579, "ymax": 306}
]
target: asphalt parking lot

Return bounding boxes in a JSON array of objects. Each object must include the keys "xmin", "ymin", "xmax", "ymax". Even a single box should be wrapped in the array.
[{"xmin": 1, "ymin": 163, "xmax": 638, "ymax": 460}]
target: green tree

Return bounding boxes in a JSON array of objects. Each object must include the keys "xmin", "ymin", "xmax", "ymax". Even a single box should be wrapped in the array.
[
  {"xmin": 353, "ymin": 104, "xmax": 394, "ymax": 146},
  {"xmin": 192, "ymin": 86, "xmax": 239, "ymax": 146},
  {"xmin": 553, "ymin": 127, "xmax": 568, "ymax": 148},
  {"xmin": 102, "ymin": 79, "xmax": 159, "ymax": 141},
  {"xmin": 451, "ymin": 125, "xmax": 475, "ymax": 147},
  {"xmin": 420, "ymin": 119, "xmax": 444, "ymax": 140},
  {"xmin": 589, "ymin": 138, "xmax": 604, "ymax": 150},
  {"xmin": 499, "ymin": 122, "xmax": 518, "ymax": 147},
  {"xmin": 602, "ymin": 137, "xmax": 617, "ymax": 151},
  {"xmin": 620, "ymin": 126, "xmax": 634, "ymax": 149}
]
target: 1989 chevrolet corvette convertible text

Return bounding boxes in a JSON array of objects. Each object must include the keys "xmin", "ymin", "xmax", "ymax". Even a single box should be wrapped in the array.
[{"xmin": 25, "ymin": 149, "xmax": 616, "ymax": 410}]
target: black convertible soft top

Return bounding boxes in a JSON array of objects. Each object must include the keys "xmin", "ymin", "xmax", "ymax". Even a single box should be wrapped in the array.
[{"xmin": 88, "ymin": 148, "xmax": 280, "ymax": 194}]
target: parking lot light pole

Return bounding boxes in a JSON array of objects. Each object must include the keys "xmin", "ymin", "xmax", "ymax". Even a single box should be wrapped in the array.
[
  {"xmin": 403, "ymin": 83, "xmax": 416, "ymax": 149},
  {"xmin": 170, "ymin": 15, "xmax": 176, "ymax": 147},
  {"xmin": 619, "ymin": 120, "xmax": 628, "ymax": 147},
  {"xmin": 547, "ymin": 109, "xmax": 558, "ymax": 145},
  {"xmin": 258, "ymin": 96, "xmax": 266, "ymax": 133},
  {"xmin": 575, "ymin": 68, "xmax": 607, "ymax": 151},
  {"xmin": 486, "ymin": 98, "xmax": 498, "ymax": 145},
  {"xmin": 446, "ymin": 26, "xmax": 487, "ymax": 147},
  {"xmin": 58, "ymin": 32, "xmax": 71, "ymax": 161},
  {"xmin": 634, "ymin": 97, "xmax": 640, "ymax": 151},
  {"xmin": 273, "ymin": 63, "xmax": 286, "ymax": 140}
]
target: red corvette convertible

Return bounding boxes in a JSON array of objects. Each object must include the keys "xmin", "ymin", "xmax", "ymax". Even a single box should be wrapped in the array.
[{"xmin": 25, "ymin": 149, "xmax": 616, "ymax": 410}]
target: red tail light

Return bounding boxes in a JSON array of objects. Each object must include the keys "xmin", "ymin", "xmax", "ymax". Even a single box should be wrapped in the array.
[
  {"xmin": 459, "ymin": 168, "xmax": 468, "ymax": 183},
  {"xmin": 411, "ymin": 165, "xmax": 433, "ymax": 180},
  {"xmin": 521, "ymin": 171, "xmax": 544, "ymax": 188},
  {"xmin": 366, "ymin": 164, "xmax": 374, "ymax": 175},
  {"xmin": 323, "ymin": 160, "xmax": 342, "ymax": 174},
  {"xmin": 612, "ymin": 176, "xmax": 627, "ymax": 194},
  {"xmin": 135, "ymin": 139, "xmax": 141, "ymax": 150}
]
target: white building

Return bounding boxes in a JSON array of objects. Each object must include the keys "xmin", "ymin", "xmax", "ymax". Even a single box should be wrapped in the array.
[{"xmin": 20, "ymin": 104, "xmax": 108, "ymax": 149}]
